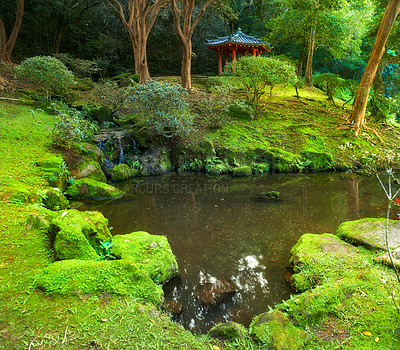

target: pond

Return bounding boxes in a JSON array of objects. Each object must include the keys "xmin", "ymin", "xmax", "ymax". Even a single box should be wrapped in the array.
[{"xmin": 80, "ymin": 172, "xmax": 387, "ymax": 333}]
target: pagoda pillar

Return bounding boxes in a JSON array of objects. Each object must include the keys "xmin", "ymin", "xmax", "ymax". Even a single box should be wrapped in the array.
[
  {"xmin": 218, "ymin": 50, "xmax": 222, "ymax": 75},
  {"xmin": 232, "ymin": 48, "xmax": 236, "ymax": 61},
  {"xmin": 253, "ymin": 48, "xmax": 257, "ymax": 57}
]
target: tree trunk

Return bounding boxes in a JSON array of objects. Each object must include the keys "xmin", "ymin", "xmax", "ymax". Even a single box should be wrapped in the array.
[
  {"xmin": 297, "ymin": 46, "xmax": 306, "ymax": 77},
  {"xmin": 181, "ymin": 40, "xmax": 192, "ymax": 89},
  {"xmin": 305, "ymin": 24, "xmax": 315, "ymax": 86},
  {"xmin": 0, "ymin": 20, "xmax": 6, "ymax": 62},
  {"xmin": 4, "ymin": 0, "xmax": 24, "ymax": 63},
  {"xmin": 53, "ymin": 28, "xmax": 63, "ymax": 54},
  {"xmin": 349, "ymin": 0, "xmax": 400, "ymax": 136}
]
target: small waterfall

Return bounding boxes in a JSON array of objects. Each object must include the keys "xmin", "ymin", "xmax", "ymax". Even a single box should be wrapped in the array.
[
  {"xmin": 97, "ymin": 140, "xmax": 106, "ymax": 155},
  {"xmin": 132, "ymin": 137, "xmax": 137, "ymax": 153},
  {"xmin": 118, "ymin": 139, "xmax": 125, "ymax": 164}
]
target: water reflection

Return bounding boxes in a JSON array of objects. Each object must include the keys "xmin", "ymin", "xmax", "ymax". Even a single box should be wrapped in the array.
[{"xmin": 82, "ymin": 172, "xmax": 386, "ymax": 333}]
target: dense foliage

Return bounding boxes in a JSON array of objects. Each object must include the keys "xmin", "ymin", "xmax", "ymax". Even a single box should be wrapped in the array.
[
  {"xmin": 14, "ymin": 56, "xmax": 75, "ymax": 99},
  {"xmin": 123, "ymin": 81, "xmax": 195, "ymax": 140}
]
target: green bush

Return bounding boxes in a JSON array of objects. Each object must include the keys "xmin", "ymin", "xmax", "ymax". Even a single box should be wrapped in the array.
[
  {"xmin": 49, "ymin": 102, "xmax": 98, "ymax": 148},
  {"xmin": 14, "ymin": 56, "xmax": 75, "ymax": 100},
  {"xmin": 94, "ymin": 79, "xmax": 129, "ymax": 113},
  {"xmin": 122, "ymin": 81, "xmax": 195, "ymax": 141},
  {"xmin": 228, "ymin": 56, "xmax": 298, "ymax": 109}
]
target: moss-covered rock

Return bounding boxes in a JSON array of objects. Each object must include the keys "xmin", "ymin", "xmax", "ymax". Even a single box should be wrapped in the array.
[
  {"xmin": 249, "ymin": 310, "xmax": 309, "ymax": 349},
  {"xmin": 65, "ymin": 178, "xmax": 124, "ymax": 200},
  {"xmin": 290, "ymin": 233, "xmax": 362, "ymax": 292},
  {"xmin": 36, "ymin": 155, "xmax": 68, "ymax": 190},
  {"xmin": 109, "ymin": 163, "xmax": 139, "ymax": 181},
  {"xmin": 35, "ymin": 259, "xmax": 163, "ymax": 305},
  {"xmin": 41, "ymin": 187, "xmax": 69, "ymax": 211},
  {"xmin": 70, "ymin": 142, "xmax": 104, "ymax": 164},
  {"xmin": 336, "ymin": 218, "xmax": 400, "ymax": 251},
  {"xmin": 140, "ymin": 148, "xmax": 173, "ymax": 176},
  {"xmin": 112, "ymin": 231, "xmax": 179, "ymax": 284},
  {"xmin": 73, "ymin": 158, "xmax": 107, "ymax": 182},
  {"xmin": 265, "ymin": 148, "xmax": 299, "ymax": 173},
  {"xmin": 231, "ymin": 166, "xmax": 252, "ymax": 177},
  {"xmin": 25, "ymin": 206, "xmax": 57, "ymax": 231},
  {"xmin": 48, "ymin": 209, "xmax": 112, "ymax": 260},
  {"xmin": 208, "ymin": 321, "xmax": 248, "ymax": 341},
  {"xmin": 8, "ymin": 184, "xmax": 36, "ymax": 203},
  {"xmin": 86, "ymin": 105, "xmax": 113, "ymax": 122}
]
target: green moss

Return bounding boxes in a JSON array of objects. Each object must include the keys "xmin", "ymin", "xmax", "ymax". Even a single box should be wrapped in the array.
[
  {"xmin": 231, "ymin": 165, "xmax": 252, "ymax": 177},
  {"xmin": 301, "ymin": 151, "xmax": 334, "ymax": 171},
  {"xmin": 42, "ymin": 187, "xmax": 69, "ymax": 210},
  {"xmin": 109, "ymin": 163, "xmax": 139, "ymax": 181},
  {"xmin": 35, "ymin": 155, "xmax": 68, "ymax": 190},
  {"xmin": 290, "ymin": 233, "xmax": 362, "ymax": 292},
  {"xmin": 249, "ymin": 310, "xmax": 309, "ymax": 349},
  {"xmin": 112, "ymin": 231, "xmax": 179, "ymax": 284},
  {"xmin": 70, "ymin": 142, "xmax": 104, "ymax": 164},
  {"xmin": 65, "ymin": 178, "xmax": 124, "ymax": 200},
  {"xmin": 208, "ymin": 321, "xmax": 248, "ymax": 341},
  {"xmin": 49, "ymin": 209, "xmax": 112, "ymax": 260},
  {"xmin": 336, "ymin": 218, "xmax": 400, "ymax": 251},
  {"xmin": 35, "ymin": 259, "xmax": 163, "ymax": 305}
]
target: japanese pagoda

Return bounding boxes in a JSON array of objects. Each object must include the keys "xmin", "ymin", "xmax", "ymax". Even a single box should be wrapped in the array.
[{"xmin": 205, "ymin": 28, "xmax": 271, "ymax": 75}]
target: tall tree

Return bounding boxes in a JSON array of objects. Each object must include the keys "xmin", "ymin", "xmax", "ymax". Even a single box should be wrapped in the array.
[
  {"xmin": 105, "ymin": 0, "xmax": 169, "ymax": 83},
  {"xmin": 0, "ymin": 0, "xmax": 24, "ymax": 63},
  {"xmin": 171, "ymin": 0, "xmax": 215, "ymax": 89},
  {"xmin": 350, "ymin": 0, "xmax": 400, "ymax": 136}
]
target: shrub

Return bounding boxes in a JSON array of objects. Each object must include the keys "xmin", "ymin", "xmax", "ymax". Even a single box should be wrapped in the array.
[
  {"xmin": 93, "ymin": 79, "xmax": 129, "ymax": 113},
  {"xmin": 14, "ymin": 56, "xmax": 75, "ymax": 100},
  {"xmin": 122, "ymin": 81, "xmax": 195, "ymax": 142},
  {"xmin": 228, "ymin": 56, "xmax": 298, "ymax": 109},
  {"xmin": 47, "ymin": 102, "xmax": 98, "ymax": 148}
]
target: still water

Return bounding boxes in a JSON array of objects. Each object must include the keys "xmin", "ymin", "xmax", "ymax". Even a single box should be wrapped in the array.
[{"xmin": 81, "ymin": 172, "xmax": 387, "ymax": 333}]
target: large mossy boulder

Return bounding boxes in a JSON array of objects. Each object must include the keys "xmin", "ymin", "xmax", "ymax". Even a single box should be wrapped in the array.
[
  {"xmin": 109, "ymin": 163, "xmax": 139, "ymax": 181},
  {"xmin": 65, "ymin": 178, "xmax": 124, "ymax": 200},
  {"xmin": 336, "ymin": 218, "xmax": 400, "ymax": 251},
  {"xmin": 290, "ymin": 233, "xmax": 360, "ymax": 292},
  {"xmin": 41, "ymin": 187, "xmax": 69, "ymax": 211},
  {"xmin": 249, "ymin": 311, "xmax": 309, "ymax": 350},
  {"xmin": 73, "ymin": 158, "xmax": 107, "ymax": 183},
  {"xmin": 208, "ymin": 321, "xmax": 248, "ymax": 341},
  {"xmin": 36, "ymin": 259, "xmax": 163, "ymax": 305},
  {"xmin": 66, "ymin": 143, "xmax": 106, "ymax": 182},
  {"xmin": 36, "ymin": 155, "xmax": 68, "ymax": 190},
  {"xmin": 112, "ymin": 231, "xmax": 179, "ymax": 284},
  {"xmin": 48, "ymin": 209, "xmax": 112, "ymax": 260}
]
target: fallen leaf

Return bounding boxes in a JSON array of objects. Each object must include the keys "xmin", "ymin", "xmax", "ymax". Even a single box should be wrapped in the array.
[
  {"xmin": 375, "ymin": 337, "xmax": 380, "ymax": 342},
  {"xmin": 363, "ymin": 331, "xmax": 372, "ymax": 336},
  {"xmin": 101, "ymin": 318, "xmax": 109, "ymax": 322},
  {"xmin": 212, "ymin": 346, "xmax": 220, "ymax": 350}
]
